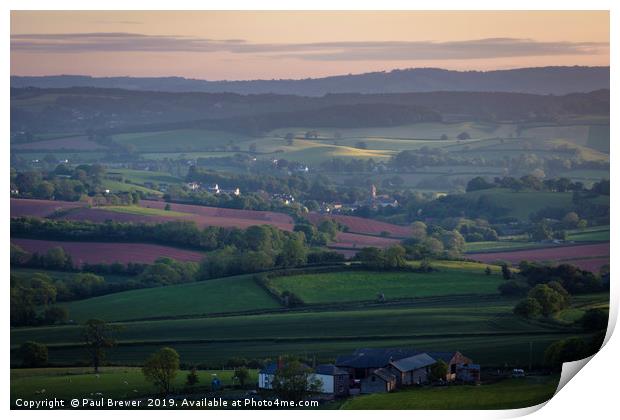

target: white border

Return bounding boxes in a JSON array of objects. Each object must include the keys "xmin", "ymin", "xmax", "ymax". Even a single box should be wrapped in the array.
[{"xmin": 3, "ymin": 2, "xmax": 616, "ymax": 420}]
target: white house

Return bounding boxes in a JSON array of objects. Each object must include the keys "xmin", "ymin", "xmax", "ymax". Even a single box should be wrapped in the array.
[
  {"xmin": 258, "ymin": 363, "xmax": 349, "ymax": 396},
  {"xmin": 186, "ymin": 181, "xmax": 200, "ymax": 191},
  {"xmin": 311, "ymin": 364, "xmax": 350, "ymax": 396},
  {"xmin": 258, "ymin": 362, "xmax": 279, "ymax": 390}
]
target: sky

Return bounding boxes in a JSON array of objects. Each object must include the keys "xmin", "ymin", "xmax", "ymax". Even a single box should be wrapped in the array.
[{"xmin": 10, "ymin": 10, "xmax": 610, "ymax": 80}]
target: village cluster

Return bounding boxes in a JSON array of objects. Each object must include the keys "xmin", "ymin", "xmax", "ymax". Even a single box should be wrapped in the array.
[
  {"xmin": 258, "ymin": 348, "xmax": 480, "ymax": 397},
  {"xmin": 183, "ymin": 181, "xmax": 400, "ymax": 214}
]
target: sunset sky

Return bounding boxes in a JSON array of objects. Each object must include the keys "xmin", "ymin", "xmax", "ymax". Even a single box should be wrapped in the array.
[{"xmin": 11, "ymin": 10, "xmax": 610, "ymax": 80}]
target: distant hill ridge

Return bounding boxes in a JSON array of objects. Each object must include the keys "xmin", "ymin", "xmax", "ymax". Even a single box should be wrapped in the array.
[{"xmin": 11, "ymin": 66, "xmax": 609, "ymax": 96}]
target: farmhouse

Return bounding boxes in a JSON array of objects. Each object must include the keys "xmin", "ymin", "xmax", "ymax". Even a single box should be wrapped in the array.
[
  {"xmin": 258, "ymin": 362, "xmax": 279, "ymax": 390},
  {"xmin": 205, "ymin": 183, "xmax": 241, "ymax": 196},
  {"xmin": 186, "ymin": 181, "xmax": 200, "ymax": 191},
  {"xmin": 313, "ymin": 364, "xmax": 350, "ymax": 397},
  {"xmin": 258, "ymin": 362, "xmax": 350, "ymax": 397}
]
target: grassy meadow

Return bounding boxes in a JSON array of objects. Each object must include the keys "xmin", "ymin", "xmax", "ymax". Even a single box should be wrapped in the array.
[
  {"xmin": 341, "ymin": 376, "xmax": 559, "ymax": 410},
  {"xmin": 11, "ymin": 367, "xmax": 257, "ymax": 403},
  {"xmin": 63, "ymin": 274, "xmax": 281, "ymax": 322},
  {"xmin": 266, "ymin": 268, "xmax": 505, "ymax": 304},
  {"xmin": 12, "ymin": 290, "xmax": 597, "ymax": 368}
]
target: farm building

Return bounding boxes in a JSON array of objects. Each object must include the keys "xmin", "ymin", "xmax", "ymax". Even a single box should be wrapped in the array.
[
  {"xmin": 258, "ymin": 362, "xmax": 350, "ymax": 396},
  {"xmin": 336, "ymin": 348, "xmax": 419, "ymax": 379},
  {"xmin": 313, "ymin": 364, "xmax": 350, "ymax": 397},
  {"xmin": 258, "ymin": 362, "xmax": 281, "ymax": 390},
  {"xmin": 456, "ymin": 363, "xmax": 481, "ymax": 384},
  {"xmin": 336, "ymin": 348, "xmax": 473, "ymax": 383},
  {"xmin": 388, "ymin": 353, "xmax": 436, "ymax": 386},
  {"xmin": 360, "ymin": 368, "xmax": 397, "ymax": 394},
  {"xmin": 425, "ymin": 351, "xmax": 473, "ymax": 381}
]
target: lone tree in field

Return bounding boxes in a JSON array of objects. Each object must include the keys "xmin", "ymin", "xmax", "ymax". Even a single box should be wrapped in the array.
[
  {"xmin": 82, "ymin": 319, "xmax": 118, "ymax": 373},
  {"xmin": 142, "ymin": 347, "xmax": 180, "ymax": 395},
  {"xmin": 234, "ymin": 366, "xmax": 250, "ymax": 388},
  {"xmin": 185, "ymin": 366, "xmax": 200, "ymax": 389},
  {"xmin": 501, "ymin": 263, "xmax": 513, "ymax": 280},
  {"xmin": 457, "ymin": 131, "xmax": 471, "ymax": 140},
  {"xmin": 19, "ymin": 341, "xmax": 48, "ymax": 368}
]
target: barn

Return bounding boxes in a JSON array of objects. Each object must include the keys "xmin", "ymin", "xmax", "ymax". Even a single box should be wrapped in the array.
[
  {"xmin": 388, "ymin": 352, "xmax": 436, "ymax": 386},
  {"xmin": 360, "ymin": 368, "xmax": 397, "ymax": 394},
  {"xmin": 335, "ymin": 348, "xmax": 419, "ymax": 379},
  {"xmin": 425, "ymin": 351, "xmax": 473, "ymax": 381}
]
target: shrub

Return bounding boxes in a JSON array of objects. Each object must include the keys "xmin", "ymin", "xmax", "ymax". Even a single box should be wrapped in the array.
[
  {"xmin": 514, "ymin": 298, "xmax": 542, "ymax": 318},
  {"xmin": 19, "ymin": 341, "xmax": 48, "ymax": 367},
  {"xmin": 580, "ymin": 308, "xmax": 609, "ymax": 332}
]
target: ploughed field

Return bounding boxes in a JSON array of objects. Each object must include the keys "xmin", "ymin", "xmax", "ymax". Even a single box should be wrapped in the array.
[
  {"xmin": 306, "ymin": 212, "xmax": 411, "ymax": 237},
  {"xmin": 11, "ymin": 198, "xmax": 86, "ymax": 218},
  {"xmin": 468, "ymin": 242, "xmax": 610, "ymax": 273},
  {"xmin": 11, "ymin": 198, "xmax": 403, "ymax": 254},
  {"xmin": 11, "ymin": 238, "xmax": 205, "ymax": 265},
  {"xmin": 11, "ymin": 198, "xmax": 295, "ymax": 231},
  {"xmin": 329, "ymin": 232, "xmax": 402, "ymax": 250}
]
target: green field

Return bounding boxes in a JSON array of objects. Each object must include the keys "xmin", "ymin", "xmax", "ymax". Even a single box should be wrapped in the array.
[
  {"xmin": 555, "ymin": 293, "xmax": 609, "ymax": 324},
  {"xmin": 266, "ymin": 268, "xmax": 504, "ymax": 304},
  {"xmin": 462, "ymin": 189, "xmax": 575, "ymax": 220},
  {"xmin": 587, "ymin": 125, "xmax": 610, "ymax": 153},
  {"xmin": 11, "ymin": 367, "xmax": 257, "ymax": 403},
  {"xmin": 567, "ymin": 226, "xmax": 610, "ymax": 242},
  {"xmin": 108, "ymin": 169, "xmax": 183, "ymax": 185},
  {"xmin": 341, "ymin": 376, "xmax": 559, "ymax": 410},
  {"xmin": 62, "ymin": 275, "xmax": 281, "ymax": 322},
  {"xmin": 12, "ymin": 292, "xmax": 595, "ymax": 367},
  {"xmin": 100, "ymin": 179, "xmax": 163, "ymax": 196},
  {"xmin": 113, "ymin": 129, "xmax": 251, "ymax": 152},
  {"xmin": 102, "ymin": 205, "xmax": 190, "ymax": 218},
  {"xmin": 11, "ymin": 260, "xmax": 606, "ymax": 368}
]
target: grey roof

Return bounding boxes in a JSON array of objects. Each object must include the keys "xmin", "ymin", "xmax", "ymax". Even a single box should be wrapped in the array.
[
  {"xmin": 390, "ymin": 353, "xmax": 436, "ymax": 372},
  {"xmin": 457, "ymin": 364, "xmax": 480, "ymax": 370},
  {"xmin": 336, "ymin": 348, "xmax": 418, "ymax": 369},
  {"xmin": 336, "ymin": 348, "xmax": 467, "ymax": 369},
  {"xmin": 315, "ymin": 364, "xmax": 349, "ymax": 376},
  {"xmin": 373, "ymin": 368, "xmax": 396, "ymax": 382},
  {"xmin": 425, "ymin": 351, "xmax": 460, "ymax": 364}
]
